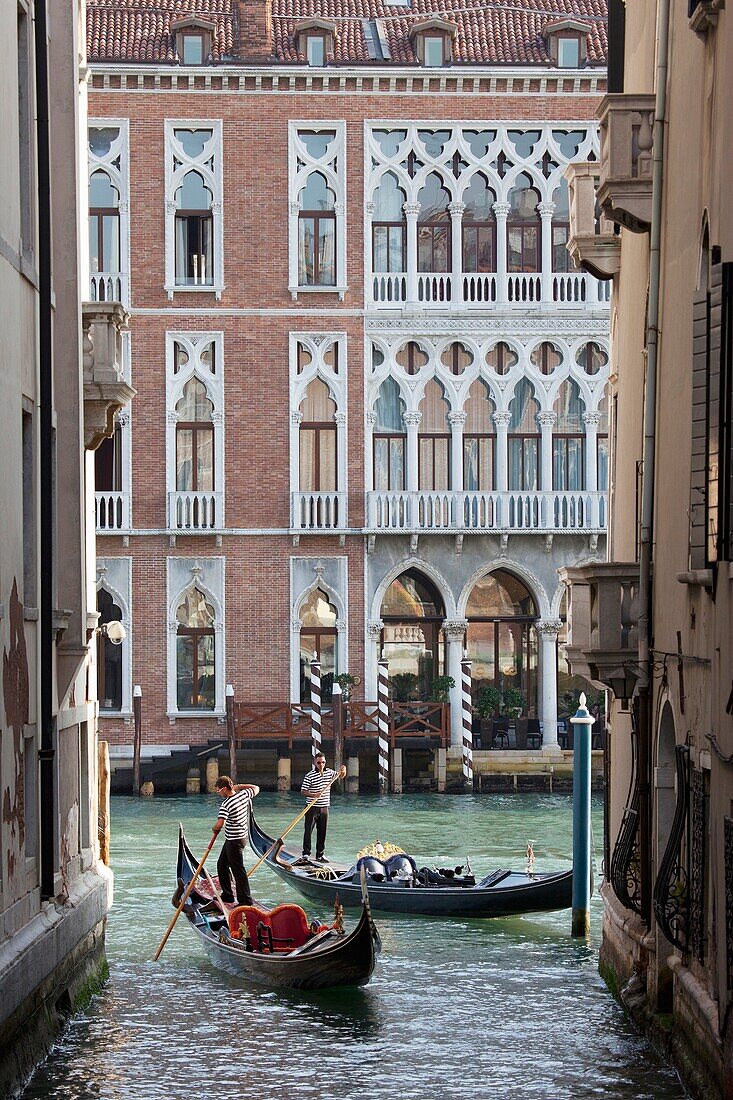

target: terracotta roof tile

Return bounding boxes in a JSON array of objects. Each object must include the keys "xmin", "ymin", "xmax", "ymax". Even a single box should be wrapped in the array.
[{"xmin": 86, "ymin": 0, "xmax": 607, "ymax": 66}]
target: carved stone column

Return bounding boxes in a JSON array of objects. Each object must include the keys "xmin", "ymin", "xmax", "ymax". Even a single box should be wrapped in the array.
[
  {"xmin": 448, "ymin": 201, "xmax": 465, "ymax": 307},
  {"xmin": 448, "ymin": 410, "xmax": 467, "ymax": 493},
  {"xmin": 403, "ymin": 201, "xmax": 421, "ymax": 305},
  {"xmin": 493, "ymin": 410, "xmax": 512, "ymax": 494},
  {"xmin": 403, "ymin": 410, "xmax": 422, "ymax": 494},
  {"xmin": 536, "ymin": 410, "xmax": 557, "ymax": 494},
  {"xmin": 492, "ymin": 201, "xmax": 511, "ymax": 305},
  {"xmin": 538, "ymin": 200, "xmax": 556, "ymax": 303},
  {"xmin": 365, "ymin": 618, "xmax": 384, "ymax": 706},
  {"xmin": 534, "ymin": 619, "xmax": 563, "ymax": 750},
  {"xmin": 443, "ymin": 619, "xmax": 469, "ymax": 748}
]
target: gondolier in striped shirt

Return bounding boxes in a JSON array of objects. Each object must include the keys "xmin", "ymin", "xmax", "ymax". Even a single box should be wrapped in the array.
[
  {"xmin": 212, "ymin": 775, "xmax": 260, "ymax": 906},
  {"xmin": 301, "ymin": 754, "xmax": 347, "ymax": 863}
]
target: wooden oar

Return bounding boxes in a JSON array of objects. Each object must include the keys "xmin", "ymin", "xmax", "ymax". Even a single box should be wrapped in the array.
[
  {"xmin": 247, "ymin": 768, "xmax": 345, "ymax": 876},
  {"xmin": 153, "ymin": 832, "xmax": 217, "ymax": 961}
]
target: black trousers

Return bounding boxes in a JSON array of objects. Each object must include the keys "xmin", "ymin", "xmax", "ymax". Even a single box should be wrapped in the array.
[
  {"xmin": 217, "ymin": 838, "xmax": 252, "ymax": 905},
  {"xmin": 302, "ymin": 806, "xmax": 329, "ymax": 858}
]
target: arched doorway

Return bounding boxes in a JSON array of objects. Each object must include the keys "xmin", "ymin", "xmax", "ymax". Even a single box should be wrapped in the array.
[
  {"xmin": 381, "ymin": 569, "xmax": 445, "ymax": 701},
  {"xmin": 299, "ymin": 588, "xmax": 338, "ymax": 703},
  {"xmin": 97, "ymin": 588, "xmax": 123, "ymax": 711},
  {"xmin": 465, "ymin": 569, "xmax": 538, "ymax": 715}
]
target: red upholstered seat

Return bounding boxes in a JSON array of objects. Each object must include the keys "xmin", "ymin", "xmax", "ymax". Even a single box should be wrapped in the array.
[{"xmin": 228, "ymin": 903, "xmax": 315, "ymax": 952}]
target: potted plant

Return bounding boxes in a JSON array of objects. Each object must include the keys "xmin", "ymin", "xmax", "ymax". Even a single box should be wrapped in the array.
[
  {"xmin": 334, "ymin": 673, "xmax": 357, "ymax": 702},
  {"xmin": 430, "ymin": 674, "xmax": 455, "ymax": 704},
  {"xmin": 502, "ymin": 686, "xmax": 526, "ymax": 720},
  {"xmin": 390, "ymin": 672, "xmax": 419, "ymax": 703}
]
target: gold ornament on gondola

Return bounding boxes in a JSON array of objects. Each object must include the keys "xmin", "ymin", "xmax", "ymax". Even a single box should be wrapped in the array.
[{"xmin": 357, "ymin": 840, "xmax": 405, "ymax": 859}]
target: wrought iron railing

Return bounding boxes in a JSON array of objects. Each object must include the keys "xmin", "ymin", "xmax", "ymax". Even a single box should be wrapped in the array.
[
  {"xmin": 653, "ymin": 744, "xmax": 690, "ymax": 952},
  {"xmin": 609, "ymin": 715, "xmax": 642, "ymax": 914},
  {"xmin": 689, "ymin": 767, "xmax": 707, "ymax": 961}
]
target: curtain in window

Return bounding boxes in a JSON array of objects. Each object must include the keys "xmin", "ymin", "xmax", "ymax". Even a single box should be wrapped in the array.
[
  {"xmin": 508, "ymin": 379, "xmax": 539, "ymax": 490},
  {"xmin": 318, "ymin": 219, "xmax": 335, "ymax": 285}
]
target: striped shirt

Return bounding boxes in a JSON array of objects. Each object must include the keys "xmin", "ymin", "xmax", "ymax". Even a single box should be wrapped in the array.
[
  {"xmin": 301, "ymin": 767, "xmax": 338, "ymax": 808},
  {"xmin": 218, "ymin": 788, "xmax": 254, "ymax": 840}
]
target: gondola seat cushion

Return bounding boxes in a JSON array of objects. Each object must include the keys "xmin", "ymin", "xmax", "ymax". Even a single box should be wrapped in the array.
[{"xmin": 228, "ymin": 903, "xmax": 317, "ymax": 951}]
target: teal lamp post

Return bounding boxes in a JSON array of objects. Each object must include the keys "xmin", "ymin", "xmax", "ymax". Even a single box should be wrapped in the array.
[{"xmin": 571, "ymin": 692, "xmax": 595, "ymax": 936}]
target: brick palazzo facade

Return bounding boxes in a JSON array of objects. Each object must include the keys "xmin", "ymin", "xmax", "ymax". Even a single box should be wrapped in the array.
[{"xmin": 86, "ymin": 0, "xmax": 611, "ymax": 767}]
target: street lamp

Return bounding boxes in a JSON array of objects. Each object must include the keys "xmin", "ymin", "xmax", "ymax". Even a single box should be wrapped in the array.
[{"xmin": 99, "ymin": 620, "xmax": 126, "ymax": 645}]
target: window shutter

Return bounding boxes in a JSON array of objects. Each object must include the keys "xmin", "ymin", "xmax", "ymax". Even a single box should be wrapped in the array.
[
  {"xmin": 689, "ymin": 290, "xmax": 709, "ymax": 569},
  {"xmin": 706, "ymin": 264, "xmax": 724, "ymax": 564}
]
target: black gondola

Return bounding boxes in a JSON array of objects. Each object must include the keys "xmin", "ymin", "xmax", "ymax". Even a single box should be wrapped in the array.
[
  {"xmin": 175, "ymin": 827, "xmax": 380, "ymax": 989},
  {"xmin": 249, "ymin": 810, "xmax": 577, "ymax": 918}
]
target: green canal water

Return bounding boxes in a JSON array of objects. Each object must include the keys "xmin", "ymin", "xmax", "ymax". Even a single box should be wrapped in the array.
[{"xmin": 24, "ymin": 792, "xmax": 687, "ymax": 1100}]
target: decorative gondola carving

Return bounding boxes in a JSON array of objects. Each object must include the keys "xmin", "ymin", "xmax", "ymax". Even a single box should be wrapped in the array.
[
  {"xmin": 689, "ymin": 768, "xmax": 707, "ymax": 962},
  {"xmin": 609, "ymin": 716, "xmax": 642, "ymax": 914},
  {"xmin": 653, "ymin": 744, "xmax": 690, "ymax": 952}
]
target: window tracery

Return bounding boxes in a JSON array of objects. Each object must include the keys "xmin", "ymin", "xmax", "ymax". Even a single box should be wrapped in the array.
[
  {"xmin": 165, "ymin": 121, "xmax": 223, "ymax": 298},
  {"xmin": 289, "ymin": 123, "xmax": 346, "ymax": 297}
]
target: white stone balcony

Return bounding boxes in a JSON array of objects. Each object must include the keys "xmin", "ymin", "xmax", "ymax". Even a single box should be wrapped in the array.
[
  {"xmin": 168, "ymin": 491, "xmax": 223, "ymax": 531},
  {"xmin": 291, "ymin": 491, "xmax": 347, "ymax": 531},
  {"xmin": 565, "ymin": 162, "xmax": 621, "ymax": 281},
  {"xmin": 369, "ymin": 269, "xmax": 609, "ymax": 310},
  {"xmin": 82, "ymin": 302, "xmax": 135, "ymax": 451},
  {"xmin": 366, "ymin": 490, "xmax": 607, "ymax": 533},
  {"xmin": 89, "ymin": 271, "xmax": 130, "ymax": 307},
  {"xmin": 597, "ymin": 94, "xmax": 656, "ymax": 234},
  {"xmin": 558, "ymin": 562, "xmax": 641, "ymax": 696},
  {"xmin": 95, "ymin": 490, "xmax": 130, "ymax": 532}
]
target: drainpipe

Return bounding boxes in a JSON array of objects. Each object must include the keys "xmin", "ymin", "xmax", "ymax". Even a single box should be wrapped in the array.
[
  {"xmin": 34, "ymin": 0, "xmax": 56, "ymax": 901},
  {"xmin": 637, "ymin": 0, "xmax": 671, "ymax": 926}
]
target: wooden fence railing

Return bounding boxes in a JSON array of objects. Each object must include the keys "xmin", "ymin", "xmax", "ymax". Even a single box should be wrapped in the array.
[{"xmin": 233, "ymin": 701, "xmax": 448, "ymax": 750}]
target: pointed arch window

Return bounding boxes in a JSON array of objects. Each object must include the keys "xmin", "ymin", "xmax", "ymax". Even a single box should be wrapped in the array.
[
  {"xmin": 176, "ymin": 378, "xmax": 214, "ymax": 491},
  {"xmin": 97, "ymin": 588, "xmax": 123, "ymax": 711},
  {"xmin": 298, "ymin": 172, "xmax": 336, "ymax": 286},
  {"xmin": 597, "ymin": 388, "xmax": 610, "ymax": 492},
  {"xmin": 464, "ymin": 380, "xmax": 495, "ymax": 491},
  {"xmin": 418, "ymin": 174, "xmax": 451, "ymax": 272},
  {"xmin": 175, "ymin": 170, "xmax": 213, "ymax": 286},
  {"xmin": 176, "ymin": 588, "xmax": 216, "ymax": 710},
  {"xmin": 372, "ymin": 173, "xmax": 407, "ymax": 273},
  {"xmin": 299, "ymin": 588, "xmax": 338, "ymax": 703},
  {"xmin": 373, "ymin": 377, "xmax": 406, "ymax": 490},
  {"xmin": 89, "ymin": 170, "xmax": 120, "ymax": 275},
  {"xmin": 462, "ymin": 174, "xmax": 496, "ymax": 273},
  {"xmin": 553, "ymin": 379, "xmax": 585, "ymax": 490},
  {"xmin": 381, "ymin": 569, "xmax": 446, "ymax": 702},
  {"xmin": 507, "ymin": 174, "xmax": 541, "ymax": 273},
  {"xmin": 551, "ymin": 178, "xmax": 576, "ymax": 273},
  {"xmin": 508, "ymin": 378, "xmax": 540, "ymax": 490},
  {"xmin": 419, "ymin": 379, "xmax": 451, "ymax": 490},
  {"xmin": 299, "ymin": 379, "xmax": 337, "ymax": 492}
]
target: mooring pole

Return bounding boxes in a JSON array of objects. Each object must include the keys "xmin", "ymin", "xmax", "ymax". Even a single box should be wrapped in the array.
[
  {"xmin": 132, "ymin": 685, "xmax": 142, "ymax": 795},
  {"xmin": 377, "ymin": 656, "xmax": 390, "ymax": 795},
  {"xmin": 571, "ymin": 692, "xmax": 595, "ymax": 936},
  {"xmin": 332, "ymin": 681, "xmax": 344, "ymax": 777},
  {"xmin": 310, "ymin": 655, "xmax": 322, "ymax": 760},
  {"xmin": 461, "ymin": 651, "xmax": 474, "ymax": 792},
  {"xmin": 225, "ymin": 684, "xmax": 237, "ymax": 782}
]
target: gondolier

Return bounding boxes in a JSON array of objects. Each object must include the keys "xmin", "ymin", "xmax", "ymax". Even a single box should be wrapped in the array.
[
  {"xmin": 213, "ymin": 775, "xmax": 260, "ymax": 905},
  {"xmin": 301, "ymin": 755, "xmax": 346, "ymax": 863}
]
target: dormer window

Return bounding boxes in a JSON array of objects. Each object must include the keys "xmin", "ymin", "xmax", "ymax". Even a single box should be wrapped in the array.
[
  {"xmin": 541, "ymin": 19, "xmax": 591, "ymax": 68},
  {"xmin": 171, "ymin": 18, "xmax": 214, "ymax": 66},
  {"xmin": 410, "ymin": 19, "xmax": 456, "ymax": 67},
  {"xmin": 306, "ymin": 34, "xmax": 326, "ymax": 66},
  {"xmin": 424, "ymin": 35, "xmax": 446, "ymax": 67},
  {"xmin": 294, "ymin": 19, "xmax": 336, "ymax": 66}
]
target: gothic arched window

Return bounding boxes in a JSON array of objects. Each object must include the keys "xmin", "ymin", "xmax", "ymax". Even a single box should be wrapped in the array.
[
  {"xmin": 298, "ymin": 172, "xmax": 336, "ymax": 286},
  {"xmin": 175, "ymin": 170, "xmax": 213, "ymax": 286},
  {"xmin": 507, "ymin": 173, "xmax": 541, "ymax": 273},
  {"xmin": 299, "ymin": 379, "xmax": 337, "ymax": 492},
  {"xmin": 418, "ymin": 173, "xmax": 451, "ymax": 272},
  {"xmin": 176, "ymin": 378, "xmax": 214, "ymax": 492},
  {"xmin": 373, "ymin": 173, "xmax": 407, "ymax": 273},
  {"xmin": 508, "ymin": 378, "xmax": 540, "ymax": 490},
  {"xmin": 299, "ymin": 588, "xmax": 338, "ymax": 703},
  {"xmin": 373, "ymin": 378, "xmax": 406, "ymax": 490},
  {"xmin": 176, "ymin": 587, "xmax": 215, "ymax": 710},
  {"xmin": 553, "ymin": 379, "xmax": 585, "ymax": 491},
  {"xmin": 89, "ymin": 170, "xmax": 120, "ymax": 275},
  {"xmin": 462, "ymin": 174, "xmax": 496, "ymax": 273},
  {"xmin": 418, "ymin": 379, "xmax": 451, "ymax": 490},
  {"xmin": 464, "ymin": 380, "xmax": 495, "ymax": 491},
  {"xmin": 97, "ymin": 588, "xmax": 123, "ymax": 711}
]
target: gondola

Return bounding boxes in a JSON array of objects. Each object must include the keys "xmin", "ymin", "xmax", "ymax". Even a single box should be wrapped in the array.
[
  {"xmin": 249, "ymin": 810, "xmax": 577, "ymax": 919},
  {"xmin": 174, "ymin": 826, "xmax": 381, "ymax": 989}
]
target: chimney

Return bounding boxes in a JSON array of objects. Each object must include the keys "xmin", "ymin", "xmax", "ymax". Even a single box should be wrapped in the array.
[{"xmin": 234, "ymin": 0, "xmax": 275, "ymax": 62}]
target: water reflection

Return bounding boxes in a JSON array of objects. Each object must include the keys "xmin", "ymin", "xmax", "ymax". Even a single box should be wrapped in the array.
[{"xmin": 24, "ymin": 793, "xmax": 686, "ymax": 1100}]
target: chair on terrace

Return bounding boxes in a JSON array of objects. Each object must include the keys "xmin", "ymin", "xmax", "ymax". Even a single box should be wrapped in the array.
[
  {"xmin": 491, "ymin": 719, "xmax": 510, "ymax": 749},
  {"xmin": 526, "ymin": 719, "xmax": 542, "ymax": 750}
]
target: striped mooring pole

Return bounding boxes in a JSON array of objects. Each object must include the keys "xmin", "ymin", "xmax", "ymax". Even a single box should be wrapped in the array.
[
  {"xmin": 377, "ymin": 656, "xmax": 390, "ymax": 794},
  {"xmin": 571, "ymin": 692, "xmax": 595, "ymax": 937},
  {"xmin": 309, "ymin": 654, "xmax": 322, "ymax": 760},
  {"xmin": 461, "ymin": 654, "xmax": 473, "ymax": 790}
]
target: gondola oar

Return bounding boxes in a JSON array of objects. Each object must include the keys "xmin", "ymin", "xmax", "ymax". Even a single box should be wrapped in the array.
[
  {"xmin": 153, "ymin": 831, "xmax": 217, "ymax": 961},
  {"xmin": 247, "ymin": 767, "xmax": 345, "ymax": 877}
]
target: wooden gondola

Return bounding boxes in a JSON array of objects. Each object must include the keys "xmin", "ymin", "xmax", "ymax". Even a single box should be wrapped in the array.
[
  {"xmin": 174, "ymin": 827, "xmax": 381, "ymax": 990},
  {"xmin": 249, "ymin": 810, "xmax": 578, "ymax": 919}
]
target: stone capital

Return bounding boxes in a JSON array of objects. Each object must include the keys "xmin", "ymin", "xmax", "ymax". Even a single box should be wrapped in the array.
[
  {"xmin": 290, "ymin": 201, "xmax": 300, "ymax": 216},
  {"xmin": 402, "ymin": 201, "xmax": 421, "ymax": 218},
  {"xmin": 291, "ymin": 618, "xmax": 302, "ymax": 633},
  {"xmin": 583, "ymin": 411, "xmax": 602, "ymax": 428},
  {"xmin": 537, "ymin": 201, "xmax": 556, "ymax": 218},
  {"xmin": 291, "ymin": 410, "xmax": 304, "ymax": 425},
  {"xmin": 442, "ymin": 619, "xmax": 469, "ymax": 639},
  {"xmin": 365, "ymin": 411, "xmax": 378, "ymax": 427},
  {"xmin": 366, "ymin": 618, "xmax": 384, "ymax": 638},
  {"xmin": 448, "ymin": 201, "xmax": 466, "ymax": 218},
  {"xmin": 536, "ymin": 411, "xmax": 557, "ymax": 430},
  {"xmin": 534, "ymin": 618, "xmax": 563, "ymax": 639},
  {"xmin": 365, "ymin": 201, "xmax": 376, "ymax": 215},
  {"xmin": 492, "ymin": 201, "xmax": 511, "ymax": 218},
  {"xmin": 334, "ymin": 411, "xmax": 347, "ymax": 426},
  {"xmin": 492, "ymin": 410, "xmax": 512, "ymax": 429},
  {"xmin": 402, "ymin": 410, "xmax": 422, "ymax": 428},
  {"xmin": 448, "ymin": 411, "xmax": 467, "ymax": 428},
  {"xmin": 334, "ymin": 202, "xmax": 346, "ymax": 216}
]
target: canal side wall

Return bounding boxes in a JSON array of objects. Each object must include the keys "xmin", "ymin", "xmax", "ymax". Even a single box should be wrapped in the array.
[{"xmin": 0, "ymin": 870, "xmax": 112, "ymax": 1099}]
